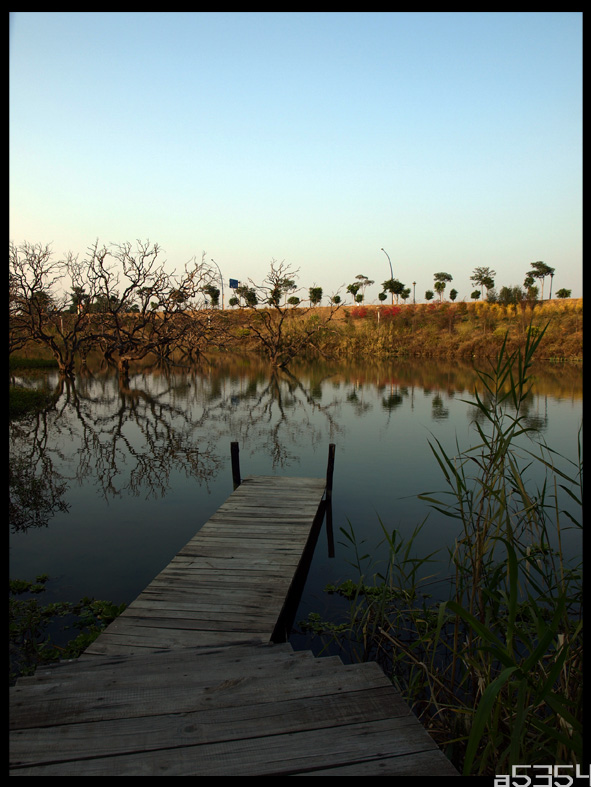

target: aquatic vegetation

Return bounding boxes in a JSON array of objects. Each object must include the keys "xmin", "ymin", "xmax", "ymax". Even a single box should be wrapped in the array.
[
  {"xmin": 301, "ymin": 327, "xmax": 583, "ymax": 774},
  {"xmin": 9, "ymin": 575, "xmax": 126, "ymax": 684}
]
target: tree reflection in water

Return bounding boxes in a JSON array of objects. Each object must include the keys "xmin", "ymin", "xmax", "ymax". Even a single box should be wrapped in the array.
[
  {"xmin": 9, "ymin": 357, "xmax": 347, "ymax": 534},
  {"xmin": 9, "ymin": 355, "xmax": 582, "ymax": 624}
]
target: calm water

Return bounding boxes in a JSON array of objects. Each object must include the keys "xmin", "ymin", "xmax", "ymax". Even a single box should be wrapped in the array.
[{"xmin": 9, "ymin": 355, "xmax": 583, "ymax": 655}]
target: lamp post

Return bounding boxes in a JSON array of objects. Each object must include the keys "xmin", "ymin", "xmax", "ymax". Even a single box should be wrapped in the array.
[
  {"xmin": 381, "ymin": 248, "xmax": 393, "ymax": 304},
  {"xmin": 210, "ymin": 258, "xmax": 224, "ymax": 310}
]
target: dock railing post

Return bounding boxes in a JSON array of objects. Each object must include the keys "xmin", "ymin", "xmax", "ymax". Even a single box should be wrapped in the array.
[
  {"xmin": 231, "ymin": 442, "xmax": 241, "ymax": 489},
  {"xmin": 325, "ymin": 443, "xmax": 335, "ymax": 558},
  {"xmin": 326, "ymin": 443, "xmax": 335, "ymax": 504}
]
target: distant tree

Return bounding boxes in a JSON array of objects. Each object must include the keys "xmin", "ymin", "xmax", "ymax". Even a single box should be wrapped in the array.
[
  {"xmin": 234, "ymin": 284, "xmax": 258, "ymax": 307},
  {"xmin": 470, "ymin": 290, "xmax": 481, "ymax": 301},
  {"xmin": 425, "ymin": 290, "xmax": 434, "ymax": 302},
  {"xmin": 309, "ymin": 286, "xmax": 323, "ymax": 305},
  {"xmin": 556, "ymin": 288, "xmax": 572, "ymax": 299},
  {"xmin": 470, "ymin": 266, "xmax": 496, "ymax": 298},
  {"xmin": 433, "ymin": 272, "xmax": 453, "ymax": 301},
  {"xmin": 528, "ymin": 261, "xmax": 555, "ymax": 300},
  {"xmin": 346, "ymin": 281, "xmax": 361, "ymax": 303},
  {"xmin": 523, "ymin": 274, "xmax": 539, "ymax": 302},
  {"xmin": 378, "ymin": 291, "xmax": 388, "ymax": 303},
  {"xmin": 434, "ymin": 281, "xmax": 446, "ymax": 301},
  {"xmin": 382, "ymin": 278, "xmax": 406, "ymax": 304},
  {"xmin": 355, "ymin": 274, "xmax": 374, "ymax": 303},
  {"xmin": 68, "ymin": 285, "xmax": 89, "ymax": 313},
  {"xmin": 449, "ymin": 288, "xmax": 458, "ymax": 302},
  {"xmin": 482, "ymin": 276, "xmax": 494, "ymax": 293},
  {"xmin": 202, "ymin": 283, "xmax": 220, "ymax": 307},
  {"xmin": 498, "ymin": 285, "xmax": 524, "ymax": 306}
]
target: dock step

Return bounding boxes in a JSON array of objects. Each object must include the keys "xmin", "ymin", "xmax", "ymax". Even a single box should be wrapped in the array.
[{"xmin": 10, "ymin": 642, "xmax": 458, "ymax": 776}]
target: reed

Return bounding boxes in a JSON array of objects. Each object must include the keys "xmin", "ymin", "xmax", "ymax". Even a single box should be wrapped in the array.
[{"xmin": 300, "ymin": 325, "xmax": 583, "ymax": 775}]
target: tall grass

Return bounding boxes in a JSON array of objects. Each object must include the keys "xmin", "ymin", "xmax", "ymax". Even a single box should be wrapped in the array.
[{"xmin": 300, "ymin": 325, "xmax": 583, "ymax": 775}]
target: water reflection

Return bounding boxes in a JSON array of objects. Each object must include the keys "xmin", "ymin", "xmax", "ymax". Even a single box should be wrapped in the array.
[
  {"xmin": 9, "ymin": 356, "xmax": 582, "ymax": 614},
  {"xmin": 9, "ymin": 451, "xmax": 69, "ymax": 533},
  {"xmin": 9, "ymin": 371, "xmax": 223, "ymax": 523},
  {"xmin": 12, "ymin": 360, "xmax": 583, "ymax": 492}
]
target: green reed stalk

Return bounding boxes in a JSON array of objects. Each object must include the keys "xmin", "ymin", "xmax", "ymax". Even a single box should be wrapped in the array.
[{"xmin": 301, "ymin": 323, "xmax": 582, "ymax": 775}]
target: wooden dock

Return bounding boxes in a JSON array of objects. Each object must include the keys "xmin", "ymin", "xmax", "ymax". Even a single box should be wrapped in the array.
[{"xmin": 9, "ymin": 445, "xmax": 458, "ymax": 776}]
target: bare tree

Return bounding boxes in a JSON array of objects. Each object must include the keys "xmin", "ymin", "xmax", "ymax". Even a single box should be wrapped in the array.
[
  {"xmin": 9, "ymin": 240, "xmax": 218, "ymax": 374},
  {"xmin": 91, "ymin": 242, "xmax": 227, "ymax": 371},
  {"xmin": 9, "ymin": 242, "xmax": 94, "ymax": 372},
  {"xmin": 231, "ymin": 260, "xmax": 342, "ymax": 368}
]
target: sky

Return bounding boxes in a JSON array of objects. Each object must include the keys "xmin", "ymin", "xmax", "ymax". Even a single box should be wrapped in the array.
[{"xmin": 9, "ymin": 11, "xmax": 582, "ymax": 303}]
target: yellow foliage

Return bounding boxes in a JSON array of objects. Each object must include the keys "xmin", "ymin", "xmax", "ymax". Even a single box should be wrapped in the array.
[{"xmin": 539, "ymin": 298, "xmax": 582, "ymax": 315}]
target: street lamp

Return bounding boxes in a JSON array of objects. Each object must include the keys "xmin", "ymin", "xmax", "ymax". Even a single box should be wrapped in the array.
[
  {"xmin": 381, "ymin": 248, "xmax": 393, "ymax": 304},
  {"xmin": 210, "ymin": 258, "xmax": 224, "ymax": 309}
]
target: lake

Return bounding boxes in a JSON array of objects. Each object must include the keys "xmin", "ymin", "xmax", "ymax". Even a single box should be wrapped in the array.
[{"xmin": 9, "ymin": 354, "xmax": 583, "ymax": 658}]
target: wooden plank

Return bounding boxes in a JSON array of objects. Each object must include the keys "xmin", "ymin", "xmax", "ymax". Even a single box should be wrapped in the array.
[
  {"xmin": 10, "ymin": 642, "xmax": 458, "ymax": 775},
  {"xmin": 82, "ymin": 631, "xmax": 268, "ymax": 656},
  {"xmin": 9, "ymin": 462, "xmax": 459, "ymax": 776},
  {"xmin": 10, "ymin": 686, "xmax": 399, "ymax": 766},
  {"xmin": 14, "ymin": 643, "xmax": 302, "ymax": 682},
  {"xmin": 11, "ymin": 659, "xmax": 385, "ymax": 729},
  {"xmin": 77, "ymin": 474, "xmax": 327, "ymax": 656},
  {"xmin": 10, "ymin": 717, "xmax": 453, "ymax": 776}
]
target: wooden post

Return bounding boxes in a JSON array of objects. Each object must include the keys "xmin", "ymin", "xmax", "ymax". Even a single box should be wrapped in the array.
[
  {"xmin": 231, "ymin": 442, "xmax": 241, "ymax": 489},
  {"xmin": 325, "ymin": 443, "xmax": 335, "ymax": 504},
  {"xmin": 325, "ymin": 444, "xmax": 335, "ymax": 558}
]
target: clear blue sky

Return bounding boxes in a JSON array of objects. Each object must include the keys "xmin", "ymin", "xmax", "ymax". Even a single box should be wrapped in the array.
[{"xmin": 9, "ymin": 11, "xmax": 582, "ymax": 302}]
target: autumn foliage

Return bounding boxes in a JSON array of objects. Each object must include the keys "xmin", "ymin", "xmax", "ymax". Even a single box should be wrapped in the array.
[{"xmin": 331, "ymin": 299, "xmax": 582, "ymax": 361}]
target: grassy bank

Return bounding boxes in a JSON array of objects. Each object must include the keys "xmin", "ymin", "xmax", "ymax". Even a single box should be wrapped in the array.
[
  {"xmin": 317, "ymin": 298, "xmax": 582, "ymax": 361},
  {"xmin": 212, "ymin": 297, "xmax": 582, "ymax": 365},
  {"xmin": 10, "ymin": 299, "xmax": 582, "ymax": 371}
]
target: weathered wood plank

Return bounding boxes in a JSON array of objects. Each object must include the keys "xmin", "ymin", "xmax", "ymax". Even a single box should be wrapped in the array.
[
  {"xmin": 11, "ymin": 659, "xmax": 387, "ymax": 729},
  {"xmin": 10, "ymin": 684, "xmax": 407, "ymax": 768},
  {"xmin": 83, "ymin": 628, "xmax": 269, "ymax": 656},
  {"xmin": 10, "ymin": 717, "xmax": 452, "ymax": 776},
  {"xmin": 14, "ymin": 643, "xmax": 302, "ymax": 682},
  {"xmin": 74, "ymin": 475, "xmax": 327, "ymax": 657},
  {"xmin": 9, "ymin": 463, "xmax": 459, "ymax": 776}
]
